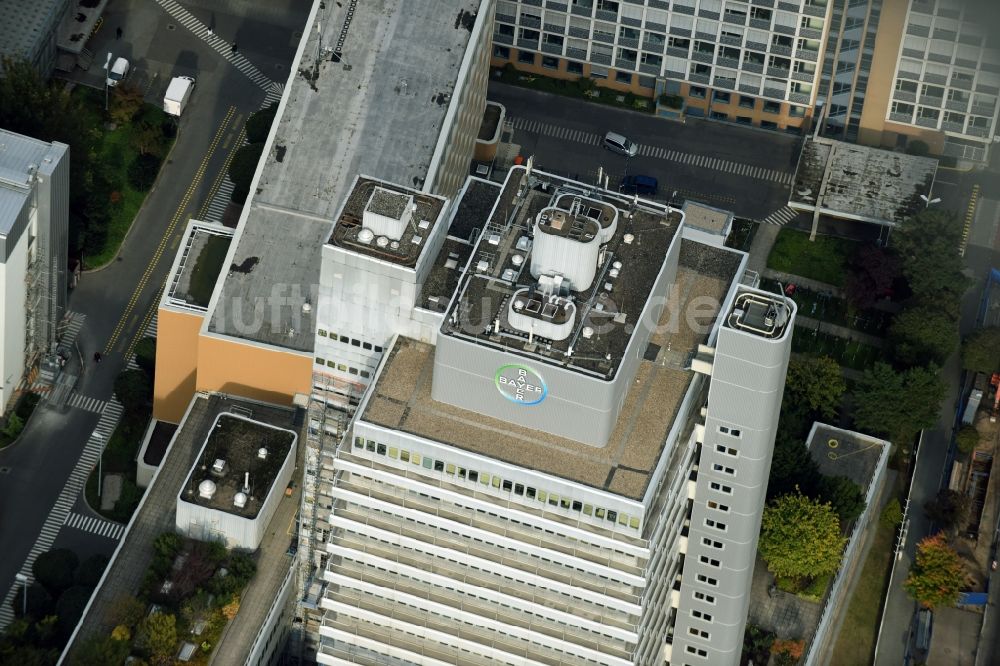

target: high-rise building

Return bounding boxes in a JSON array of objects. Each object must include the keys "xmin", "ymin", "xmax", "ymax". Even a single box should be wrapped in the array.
[
  {"xmin": 491, "ymin": 0, "xmax": 833, "ymax": 133},
  {"xmin": 857, "ymin": 0, "xmax": 1000, "ymax": 163},
  {"xmin": 0, "ymin": 129, "xmax": 68, "ymax": 411},
  {"xmin": 310, "ymin": 164, "xmax": 796, "ymax": 665}
]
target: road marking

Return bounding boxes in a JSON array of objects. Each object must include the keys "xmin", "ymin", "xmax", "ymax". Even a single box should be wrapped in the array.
[
  {"xmin": 760, "ymin": 205, "xmax": 800, "ymax": 226},
  {"xmin": 960, "ymin": 184, "xmax": 980, "ymax": 257},
  {"xmin": 124, "ymin": 287, "xmax": 163, "ymax": 362},
  {"xmin": 68, "ymin": 393, "xmax": 109, "ymax": 414},
  {"xmin": 0, "ymin": 398, "xmax": 125, "ymax": 630},
  {"xmin": 197, "ymin": 125, "xmax": 247, "ymax": 221},
  {"xmin": 63, "ymin": 512, "xmax": 125, "ymax": 541},
  {"xmin": 104, "ymin": 106, "xmax": 236, "ymax": 354}
]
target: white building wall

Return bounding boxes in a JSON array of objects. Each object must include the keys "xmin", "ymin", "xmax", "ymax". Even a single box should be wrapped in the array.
[{"xmin": 0, "ymin": 227, "xmax": 29, "ymax": 409}]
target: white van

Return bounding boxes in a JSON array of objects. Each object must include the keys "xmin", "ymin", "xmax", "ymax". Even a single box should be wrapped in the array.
[{"xmin": 603, "ymin": 131, "xmax": 638, "ymax": 157}]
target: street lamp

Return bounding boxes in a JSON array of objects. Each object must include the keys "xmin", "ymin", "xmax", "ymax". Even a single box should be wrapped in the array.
[
  {"xmin": 14, "ymin": 573, "xmax": 28, "ymax": 617},
  {"xmin": 919, "ymin": 193, "xmax": 941, "ymax": 208},
  {"xmin": 103, "ymin": 52, "xmax": 113, "ymax": 112}
]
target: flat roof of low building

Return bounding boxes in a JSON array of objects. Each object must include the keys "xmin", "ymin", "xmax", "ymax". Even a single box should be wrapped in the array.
[
  {"xmin": 62, "ymin": 394, "xmax": 299, "ymax": 662},
  {"xmin": 179, "ymin": 413, "xmax": 296, "ymax": 519},
  {"xmin": 0, "ymin": 0, "xmax": 65, "ymax": 65},
  {"xmin": 439, "ymin": 166, "xmax": 684, "ymax": 381},
  {"xmin": 362, "ymin": 240, "xmax": 742, "ymax": 500},
  {"xmin": 207, "ymin": 0, "xmax": 484, "ymax": 351},
  {"xmin": 0, "ymin": 129, "xmax": 63, "ymax": 235},
  {"xmin": 682, "ymin": 201, "xmax": 734, "ymax": 235},
  {"xmin": 806, "ymin": 423, "xmax": 890, "ymax": 491},
  {"xmin": 789, "ymin": 138, "xmax": 938, "ymax": 226},
  {"xmin": 165, "ymin": 222, "xmax": 233, "ymax": 311}
]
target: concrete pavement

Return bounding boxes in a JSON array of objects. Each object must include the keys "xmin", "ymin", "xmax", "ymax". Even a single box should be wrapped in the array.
[{"xmin": 0, "ymin": 0, "xmax": 310, "ymax": 629}]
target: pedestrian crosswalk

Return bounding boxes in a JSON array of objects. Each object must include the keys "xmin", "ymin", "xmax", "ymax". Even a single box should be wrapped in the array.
[
  {"xmin": 155, "ymin": 0, "xmax": 273, "ymax": 90},
  {"xmin": 0, "ymin": 397, "xmax": 126, "ymax": 630},
  {"xmin": 760, "ymin": 205, "xmax": 800, "ymax": 226},
  {"xmin": 509, "ymin": 116, "xmax": 794, "ymax": 185},
  {"xmin": 68, "ymin": 393, "xmax": 110, "ymax": 414},
  {"xmin": 202, "ymin": 178, "xmax": 234, "ymax": 223},
  {"xmin": 263, "ymin": 81, "xmax": 285, "ymax": 109},
  {"xmin": 57, "ymin": 311, "xmax": 86, "ymax": 346},
  {"xmin": 145, "ymin": 310, "xmax": 159, "ymax": 340},
  {"xmin": 63, "ymin": 512, "xmax": 126, "ymax": 540}
]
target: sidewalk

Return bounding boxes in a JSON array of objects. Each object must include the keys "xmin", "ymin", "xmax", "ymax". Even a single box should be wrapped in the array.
[{"xmin": 794, "ymin": 314, "xmax": 885, "ymax": 348}]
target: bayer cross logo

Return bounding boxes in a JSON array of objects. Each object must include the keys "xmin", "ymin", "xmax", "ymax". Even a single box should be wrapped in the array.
[{"xmin": 494, "ymin": 364, "xmax": 547, "ymax": 405}]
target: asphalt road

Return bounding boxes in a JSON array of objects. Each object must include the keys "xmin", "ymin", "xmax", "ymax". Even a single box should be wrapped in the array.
[
  {"xmin": 488, "ymin": 81, "xmax": 801, "ymax": 220},
  {"xmin": 0, "ymin": 0, "xmax": 309, "ymax": 627}
]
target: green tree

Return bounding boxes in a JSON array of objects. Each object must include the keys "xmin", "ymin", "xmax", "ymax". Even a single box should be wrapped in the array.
[
  {"xmin": 244, "ymin": 102, "xmax": 278, "ymax": 143},
  {"xmin": 107, "ymin": 594, "xmax": 146, "ymax": 629},
  {"xmin": 131, "ymin": 117, "xmax": 164, "ymax": 157},
  {"xmin": 817, "ymin": 475, "xmax": 865, "ymax": 524},
  {"xmin": 109, "ymin": 82, "xmax": 145, "ymax": 126},
  {"xmin": 845, "ymin": 244, "xmax": 900, "ymax": 309},
  {"xmin": 227, "ymin": 142, "xmax": 265, "ymax": 204},
  {"xmin": 75, "ymin": 554, "xmax": 110, "ymax": 589},
  {"xmin": 961, "ymin": 327, "xmax": 1000, "ymax": 374},
  {"xmin": 956, "ymin": 426, "xmax": 980, "ymax": 455},
  {"xmin": 904, "ymin": 533, "xmax": 966, "ymax": 608},
  {"xmin": 881, "ymin": 498, "xmax": 904, "ymax": 529},
  {"xmin": 767, "ymin": 431, "xmax": 819, "ymax": 500},
  {"xmin": 134, "ymin": 337, "xmax": 157, "ymax": 379},
  {"xmin": 853, "ymin": 362, "xmax": 945, "ymax": 443},
  {"xmin": 924, "ymin": 489, "xmax": 971, "ymax": 533},
  {"xmin": 3, "ymin": 412, "xmax": 24, "ymax": 440},
  {"xmin": 10, "ymin": 583, "xmax": 53, "ymax": 620},
  {"xmin": 73, "ymin": 633, "xmax": 129, "ymax": 666},
  {"xmin": 114, "ymin": 369, "xmax": 152, "ymax": 412},
  {"xmin": 891, "ymin": 209, "xmax": 968, "ymax": 307},
  {"xmin": 127, "ymin": 152, "xmax": 163, "ymax": 191},
  {"xmin": 784, "ymin": 355, "xmax": 846, "ymax": 420},
  {"xmin": 135, "ymin": 612, "xmax": 177, "ymax": 662},
  {"xmin": 887, "ymin": 305, "xmax": 959, "ymax": 367},
  {"xmin": 56, "ymin": 585, "xmax": 94, "ymax": 639},
  {"xmin": 32, "ymin": 549, "xmax": 79, "ymax": 596},
  {"xmin": 759, "ymin": 490, "xmax": 846, "ymax": 582}
]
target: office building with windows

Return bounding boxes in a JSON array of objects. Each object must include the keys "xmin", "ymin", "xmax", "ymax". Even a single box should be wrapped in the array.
[
  {"xmin": 858, "ymin": 0, "xmax": 1000, "ymax": 163},
  {"xmin": 491, "ymin": 0, "xmax": 833, "ymax": 132},
  {"xmin": 310, "ymin": 163, "xmax": 796, "ymax": 665}
]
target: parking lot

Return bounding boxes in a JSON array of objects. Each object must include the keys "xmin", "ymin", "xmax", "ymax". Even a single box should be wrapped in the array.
[{"xmin": 490, "ymin": 81, "xmax": 802, "ymax": 221}]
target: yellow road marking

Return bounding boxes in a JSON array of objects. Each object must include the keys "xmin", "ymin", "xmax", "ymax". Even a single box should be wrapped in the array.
[
  {"xmin": 124, "ymin": 288, "xmax": 162, "ymax": 361},
  {"xmin": 104, "ymin": 106, "xmax": 237, "ymax": 354},
  {"xmin": 196, "ymin": 125, "xmax": 247, "ymax": 220},
  {"xmin": 960, "ymin": 184, "xmax": 980, "ymax": 258}
]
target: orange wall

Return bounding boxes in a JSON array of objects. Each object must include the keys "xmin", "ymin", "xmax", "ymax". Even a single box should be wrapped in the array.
[
  {"xmin": 195, "ymin": 333, "xmax": 311, "ymax": 407},
  {"xmin": 153, "ymin": 308, "xmax": 204, "ymax": 424}
]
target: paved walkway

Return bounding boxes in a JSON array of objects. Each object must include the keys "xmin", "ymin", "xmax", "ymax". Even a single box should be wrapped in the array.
[
  {"xmin": 794, "ymin": 314, "xmax": 885, "ymax": 348},
  {"xmin": 747, "ymin": 221, "xmax": 780, "ymax": 276},
  {"xmin": 764, "ymin": 268, "xmax": 844, "ymax": 297}
]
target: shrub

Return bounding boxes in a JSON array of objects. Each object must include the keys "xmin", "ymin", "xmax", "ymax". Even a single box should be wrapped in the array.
[
  {"xmin": 135, "ymin": 612, "xmax": 177, "ymax": 661},
  {"xmin": 56, "ymin": 585, "xmax": 94, "ymax": 638},
  {"xmin": 881, "ymin": 498, "xmax": 904, "ymax": 529},
  {"xmin": 956, "ymin": 426, "xmax": 980, "ymax": 454},
  {"xmin": 658, "ymin": 93, "xmax": 684, "ymax": 109},
  {"xmin": 800, "ymin": 572, "xmax": 832, "ymax": 601},
  {"xmin": 134, "ymin": 336, "xmax": 156, "ymax": 379},
  {"xmin": 245, "ymin": 102, "xmax": 278, "ymax": 143},
  {"xmin": 75, "ymin": 554, "xmax": 110, "ymax": 588},
  {"xmin": 75, "ymin": 633, "xmax": 129, "ymax": 665},
  {"xmin": 32, "ymin": 549, "xmax": 79, "ymax": 596},
  {"xmin": 108, "ymin": 594, "xmax": 146, "ymax": 629},
  {"xmin": 114, "ymin": 369, "xmax": 152, "ymax": 412},
  {"xmin": 3, "ymin": 412, "xmax": 24, "ymax": 440},
  {"xmin": 817, "ymin": 475, "xmax": 866, "ymax": 524},
  {"xmin": 127, "ymin": 152, "xmax": 163, "ymax": 191},
  {"xmin": 11, "ymin": 583, "xmax": 53, "ymax": 620}
]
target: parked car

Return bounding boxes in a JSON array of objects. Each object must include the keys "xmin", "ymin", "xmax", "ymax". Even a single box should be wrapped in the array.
[
  {"xmin": 106, "ymin": 57, "xmax": 130, "ymax": 87},
  {"xmin": 619, "ymin": 174, "xmax": 658, "ymax": 196},
  {"xmin": 603, "ymin": 131, "xmax": 638, "ymax": 157}
]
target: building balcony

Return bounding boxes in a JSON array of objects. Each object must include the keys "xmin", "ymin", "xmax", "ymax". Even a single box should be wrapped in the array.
[
  {"xmin": 967, "ymin": 126, "xmax": 991, "ymax": 138},
  {"xmin": 664, "ymin": 69, "xmax": 685, "ymax": 81},
  {"xmin": 493, "ymin": 32, "xmax": 513, "ymax": 45},
  {"xmin": 667, "ymin": 46, "xmax": 690, "ymax": 58},
  {"xmin": 621, "ymin": 16, "xmax": 641, "ymax": 28},
  {"xmin": 673, "ymin": 4, "xmax": 696, "ymax": 15},
  {"xmin": 541, "ymin": 41, "xmax": 564, "ymax": 55},
  {"xmin": 616, "ymin": 58, "xmax": 637, "ymax": 70},
  {"xmin": 571, "ymin": 4, "xmax": 592, "ymax": 17},
  {"xmin": 796, "ymin": 48, "xmax": 819, "ymax": 62},
  {"xmin": 714, "ymin": 77, "xmax": 737, "ymax": 90},
  {"xmin": 590, "ymin": 52, "xmax": 612, "ymax": 65},
  {"xmin": 773, "ymin": 24, "xmax": 795, "ymax": 35},
  {"xmin": 976, "ymin": 83, "xmax": 1000, "ymax": 95},
  {"xmin": 595, "ymin": 9, "xmax": 618, "ymax": 21},
  {"xmin": 619, "ymin": 37, "xmax": 639, "ymax": 48},
  {"xmin": 945, "ymin": 98, "xmax": 968, "ymax": 112},
  {"xmin": 723, "ymin": 13, "xmax": 747, "ymax": 26},
  {"xmin": 955, "ymin": 58, "xmax": 980, "ymax": 70},
  {"xmin": 901, "ymin": 47, "xmax": 925, "ymax": 59},
  {"xmin": 927, "ymin": 52, "xmax": 951, "ymax": 64},
  {"xmin": 767, "ymin": 66, "xmax": 790, "ymax": 78},
  {"xmin": 915, "ymin": 116, "xmax": 939, "ymax": 128},
  {"xmin": 544, "ymin": 23, "xmax": 565, "ymax": 34},
  {"xmin": 889, "ymin": 111, "xmax": 913, "ymax": 123},
  {"xmin": 972, "ymin": 103, "xmax": 996, "ymax": 116},
  {"xmin": 763, "ymin": 86, "xmax": 786, "ymax": 99},
  {"xmin": 593, "ymin": 32, "xmax": 614, "ymax": 44},
  {"xmin": 517, "ymin": 38, "xmax": 539, "ymax": 49},
  {"xmin": 495, "ymin": 12, "xmax": 515, "ymax": 23},
  {"xmin": 778, "ymin": 1, "xmax": 800, "ymax": 10},
  {"xmin": 545, "ymin": 1, "xmax": 569, "ymax": 11},
  {"xmin": 941, "ymin": 121, "xmax": 966, "ymax": 133},
  {"xmin": 802, "ymin": 3, "xmax": 827, "ymax": 17},
  {"xmin": 789, "ymin": 91, "xmax": 811, "ymax": 104},
  {"xmin": 695, "ymin": 31, "xmax": 715, "ymax": 41},
  {"xmin": 521, "ymin": 16, "xmax": 541, "ymax": 28},
  {"xmin": 893, "ymin": 90, "xmax": 916, "ymax": 103},
  {"xmin": 566, "ymin": 46, "xmax": 588, "ymax": 60},
  {"xmin": 719, "ymin": 34, "xmax": 742, "ymax": 47},
  {"xmin": 568, "ymin": 26, "xmax": 589, "ymax": 38},
  {"xmin": 670, "ymin": 26, "xmax": 692, "ymax": 37},
  {"xmin": 739, "ymin": 82, "xmax": 760, "ymax": 94},
  {"xmin": 717, "ymin": 56, "xmax": 739, "ymax": 69},
  {"xmin": 640, "ymin": 62, "xmax": 661, "ymax": 75},
  {"xmin": 523, "ymin": 0, "xmax": 542, "ymax": 5},
  {"xmin": 770, "ymin": 44, "xmax": 793, "ymax": 56},
  {"xmin": 753, "ymin": 0, "xmax": 775, "ymax": 6},
  {"xmin": 743, "ymin": 61, "xmax": 764, "ymax": 73},
  {"xmin": 750, "ymin": 18, "xmax": 771, "ymax": 29},
  {"xmin": 642, "ymin": 38, "xmax": 666, "ymax": 52},
  {"xmin": 799, "ymin": 27, "xmax": 823, "ymax": 39},
  {"xmin": 689, "ymin": 73, "xmax": 711, "ymax": 84},
  {"xmin": 645, "ymin": 21, "xmax": 667, "ymax": 33},
  {"xmin": 649, "ymin": 0, "xmax": 670, "ymax": 9},
  {"xmin": 922, "ymin": 72, "xmax": 947, "ymax": 85},
  {"xmin": 746, "ymin": 40, "xmax": 767, "ymax": 52},
  {"xmin": 792, "ymin": 70, "xmax": 815, "ymax": 83},
  {"xmin": 918, "ymin": 94, "xmax": 943, "ymax": 106},
  {"xmin": 906, "ymin": 23, "xmax": 930, "ymax": 37},
  {"xmin": 933, "ymin": 28, "xmax": 957, "ymax": 42},
  {"xmin": 692, "ymin": 50, "xmax": 714, "ymax": 63},
  {"xmin": 699, "ymin": 9, "xmax": 721, "ymax": 20}
]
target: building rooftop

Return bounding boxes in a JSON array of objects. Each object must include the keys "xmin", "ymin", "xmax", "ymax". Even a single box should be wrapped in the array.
[
  {"xmin": 789, "ymin": 138, "xmax": 938, "ymax": 226},
  {"xmin": 682, "ymin": 201, "xmax": 734, "ymax": 235},
  {"xmin": 439, "ymin": 166, "xmax": 684, "ymax": 380},
  {"xmin": 806, "ymin": 423, "xmax": 890, "ymax": 490},
  {"xmin": 179, "ymin": 413, "xmax": 296, "ymax": 519},
  {"xmin": 362, "ymin": 240, "xmax": 743, "ymax": 500},
  {"xmin": 0, "ymin": 0, "xmax": 64, "ymax": 65},
  {"xmin": 329, "ymin": 177, "xmax": 447, "ymax": 267},
  {"xmin": 0, "ymin": 129, "xmax": 60, "ymax": 235},
  {"xmin": 448, "ymin": 177, "xmax": 502, "ymax": 243},
  {"xmin": 62, "ymin": 394, "xmax": 299, "ymax": 662},
  {"xmin": 165, "ymin": 222, "xmax": 233, "ymax": 311},
  {"xmin": 207, "ymin": 0, "xmax": 482, "ymax": 351}
]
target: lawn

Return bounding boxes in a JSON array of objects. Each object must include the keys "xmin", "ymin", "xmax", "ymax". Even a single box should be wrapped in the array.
[
  {"xmin": 497, "ymin": 64, "xmax": 655, "ymax": 113},
  {"xmin": 72, "ymin": 87, "xmax": 175, "ymax": 268},
  {"xmin": 766, "ymin": 228, "xmax": 859, "ymax": 287},
  {"xmin": 792, "ymin": 327, "xmax": 883, "ymax": 371},
  {"xmin": 829, "ymin": 517, "xmax": 897, "ymax": 666}
]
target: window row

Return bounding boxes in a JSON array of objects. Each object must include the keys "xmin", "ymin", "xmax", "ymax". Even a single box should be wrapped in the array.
[
  {"xmin": 317, "ymin": 328, "xmax": 383, "ymax": 353},
  {"xmin": 352, "ymin": 437, "xmax": 643, "ymax": 531},
  {"xmin": 315, "ymin": 357, "xmax": 371, "ymax": 379}
]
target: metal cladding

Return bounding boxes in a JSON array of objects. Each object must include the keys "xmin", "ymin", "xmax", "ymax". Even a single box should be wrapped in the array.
[
  {"xmin": 530, "ymin": 206, "xmax": 602, "ymax": 292},
  {"xmin": 506, "ymin": 287, "xmax": 576, "ymax": 341}
]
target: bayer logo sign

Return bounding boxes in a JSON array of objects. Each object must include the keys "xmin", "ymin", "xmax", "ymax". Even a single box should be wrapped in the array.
[{"xmin": 494, "ymin": 364, "xmax": 547, "ymax": 405}]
